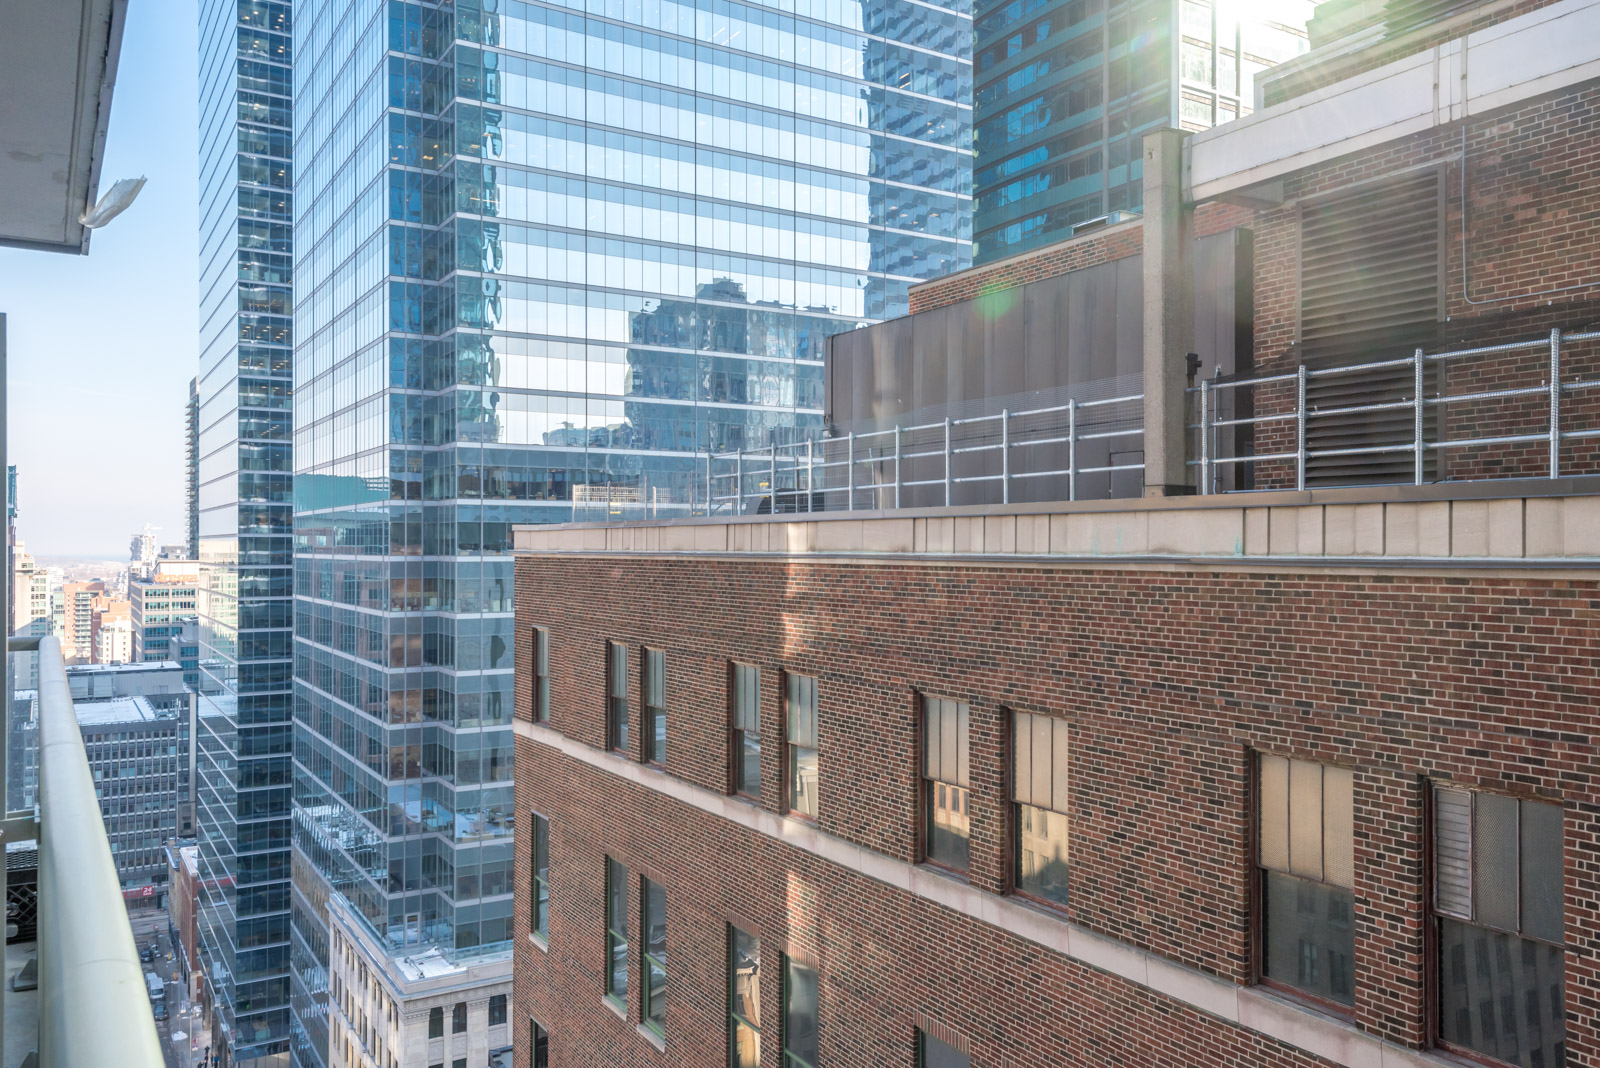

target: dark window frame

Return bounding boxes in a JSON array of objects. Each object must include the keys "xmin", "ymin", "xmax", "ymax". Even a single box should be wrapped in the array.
[
  {"xmin": 530, "ymin": 812, "xmax": 550, "ymax": 941},
  {"xmin": 607, "ymin": 641, "xmax": 629, "ymax": 754},
  {"xmin": 641, "ymin": 876, "xmax": 667, "ymax": 1035},
  {"xmin": 643, "ymin": 646, "xmax": 666, "ymax": 766},
  {"xmin": 731, "ymin": 663, "xmax": 762, "ymax": 800},
  {"xmin": 488, "ymin": 994, "xmax": 507, "ymax": 1027},
  {"xmin": 785, "ymin": 673, "xmax": 819, "ymax": 820},
  {"xmin": 605, "ymin": 857, "xmax": 629, "ymax": 1005},
  {"xmin": 452, "ymin": 1000, "xmax": 467, "ymax": 1033},
  {"xmin": 921, "ymin": 695, "xmax": 971, "ymax": 874},
  {"xmin": 1253, "ymin": 752, "xmax": 1357, "ymax": 1015},
  {"xmin": 528, "ymin": 1017, "xmax": 549, "ymax": 1068},
  {"xmin": 781, "ymin": 953, "xmax": 818, "ymax": 1068},
  {"xmin": 428, "ymin": 1006, "xmax": 443, "ymax": 1038},
  {"xmin": 1011, "ymin": 710, "xmax": 1070, "ymax": 913},
  {"xmin": 530, "ymin": 626, "xmax": 550, "ymax": 721},
  {"xmin": 728, "ymin": 925, "xmax": 762, "ymax": 1068}
]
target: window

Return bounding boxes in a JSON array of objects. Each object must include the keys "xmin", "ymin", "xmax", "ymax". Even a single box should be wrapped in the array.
[
  {"xmin": 786, "ymin": 674, "xmax": 819, "ymax": 818},
  {"xmin": 531, "ymin": 813, "xmax": 550, "ymax": 939},
  {"xmin": 1257, "ymin": 754, "xmax": 1354, "ymax": 1007},
  {"xmin": 923, "ymin": 697, "xmax": 971, "ymax": 871},
  {"xmin": 1013, "ymin": 711, "xmax": 1070, "ymax": 909},
  {"xmin": 1434, "ymin": 788, "xmax": 1565, "ymax": 1067},
  {"xmin": 531, "ymin": 626, "xmax": 550, "ymax": 721},
  {"xmin": 732, "ymin": 664, "xmax": 761, "ymax": 798},
  {"xmin": 608, "ymin": 641, "xmax": 629, "ymax": 752},
  {"xmin": 529, "ymin": 1018, "xmax": 549, "ymax": 1068},
  {"xmin": 643, "ymin": 647, "xmax": 666, "ymax": 765},
  {"xmin": 642, "ymin": 878, "xmax": 667, "ymax": 1034},
  {"xmin": 452, "ymin": 1060, "xmax": 466, "ymax": 1068},
  {"xmin": 428, "ymin": 1007, "xmax": 443, "ymax": 1038},
  {"xmin": 919, "ymin": 1031, "xmax": 969, "ymax": 1068},
  {"xmin": 606, "ymin": 858, "xmax": 629, "ymax": 1003},
  {"xmin": 452, "ymin": 1001, "xmax": 467, "ymax": 1033},
  {"xmin": 782, "ymin": 956, "xmax": 818, "ymax": 1068},
  {"xmin": 489, "ymin": 994, "xmax": 507, "ymax": 1026},
  {"xmin": 729, "ymin": 927, "xmax": 762, "ymax": 1068}
]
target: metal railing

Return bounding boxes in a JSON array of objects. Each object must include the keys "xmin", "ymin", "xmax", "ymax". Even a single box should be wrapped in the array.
[
  {"xmin": 703, "ymin": 392, "xmax": 1147, "ymax": 515},
  {"xmin": 1193, "ymin": 327, "xmax": 1600, "ymax": 493},
  {"xmin": 10, "ymin": 634, "xmax": 165, "ymax": 1068}
]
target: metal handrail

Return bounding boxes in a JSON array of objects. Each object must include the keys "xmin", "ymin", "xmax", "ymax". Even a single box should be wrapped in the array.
[
  {"xmin": 30, "ymin": 634, "xmax": 165, "ymax": 1068},
  {"xmin": 677, "ymin": 325, "xmax": 1600, "ymax": 516}
]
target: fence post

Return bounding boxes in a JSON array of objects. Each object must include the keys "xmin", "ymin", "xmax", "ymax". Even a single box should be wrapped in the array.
[
  {"xmin": 1000, "ymin": 408, "xmax": 1011, "ymax": 504},
  {"xmin": 771, "ymin": 446, "xmax": 778, "ymax": 512},
  {"xmin": 943, "ymin": 417, "xmax": 951, "ymax": 506},
  {"xmin": 1198, "ymin": 380, "xmax": 1210, "ymax": 496},
  {"xmin": 1067, "ymin": 399, "xmax": 1078, "ymax": 502},
  {"xmin": 1295, "ymin": 364, "xmax": 1308, "ymax": 492},
  {"xmin": 1549, "ymin": 328, "xmax": 1562, "ymax": 478},
  {"xmin": 1413, "ymin": 347, "xmax": 1425, "ymax": 485},
  {"xmin": 846, "ymin": 431, "xmax": 855, "ymax": 511},
  {"xmin": 705, "ymin": 453, "xmax": 712, "ymax": 515},
  {"xmin": 894, "ymin": 426, "xmax": 902, "ymax": 509},
  {"xmin": 807, "ymin": 438, "xmax": 815, "ymax": 512}
]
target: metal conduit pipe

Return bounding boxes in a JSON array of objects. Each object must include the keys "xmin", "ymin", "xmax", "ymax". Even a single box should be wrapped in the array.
[{"xmin": 33, "ymin": 634, "xmax": 165, "ymax": 1068}]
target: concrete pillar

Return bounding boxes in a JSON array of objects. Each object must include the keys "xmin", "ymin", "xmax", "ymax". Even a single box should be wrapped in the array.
[{"xmin": 1141, "ymin": 128, "xmax": 1195, "ymax": 496}]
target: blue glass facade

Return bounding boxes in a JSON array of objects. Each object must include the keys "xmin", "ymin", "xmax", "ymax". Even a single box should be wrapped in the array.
[
  {"xmin": 288, "ymin": 0, "xmax": 969, "ymax": 1063},
  {"xmin": 972, "ymin": 0, "xmax": 1311, "ymax": 262},
  {"xmin": 196, "ymin": 0, "xmax": 296, "ymax": 1064}
]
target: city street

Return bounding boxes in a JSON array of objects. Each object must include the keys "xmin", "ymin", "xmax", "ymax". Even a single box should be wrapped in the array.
[{"xmin": 127, "ymin": 908, "xmax": 207, "ymax": 1068}]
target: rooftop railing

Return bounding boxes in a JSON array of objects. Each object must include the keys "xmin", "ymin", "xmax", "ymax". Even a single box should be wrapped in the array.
[
  {"xmin": 3, "ymin": 634, "xmax": 165, "ymax": 1068},
  {"xmin": 677, "ymin": 326, "xmax": 1600, "ymax": 518}
]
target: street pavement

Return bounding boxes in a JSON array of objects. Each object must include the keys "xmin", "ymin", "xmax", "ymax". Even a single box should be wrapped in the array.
[{"xmin": 127, "ymin": 908, "xmax": 207, "ymax": 1068}]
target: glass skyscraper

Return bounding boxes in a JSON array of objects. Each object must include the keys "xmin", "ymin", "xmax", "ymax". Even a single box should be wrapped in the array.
[
  {"xmin": 287, "ymin": 0, "xmax": 970, "ymax": 1063},
  {"xmin": 973, "ymin": 0, "xmax": 1314, "ymax": 261},
  {"xmin": 196, "ymin": 0, "xmax": 296, "ymax": 1064}
]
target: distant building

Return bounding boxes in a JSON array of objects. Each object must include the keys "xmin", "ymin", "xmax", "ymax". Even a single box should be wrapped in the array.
[
  {"xmin": 175, "ymin": 618, "xmax": 201, "ymax": 691},
  {"xmin": 167, "ymin": 840, "xmax": 202, "ymax": 1004},
  {"xmin": 130, "ymin": 559, "xmax": 198, "ymax": 664},
  {"xmin": 74, "ymin": 694, "xmax": 181, "ymax": 905},
  {"xmin": 69, "ymin": 661, "xmax": 195, "ymax": 838},
  {"xmin": 11, "ymin": 541, "xmax": 50, "ymax": 689},
  {"xmin": 129, "ymin": 526, "xmax": 159, "ymax": 582},
  {"xmin": 94, "ymin": 612, "xmax": 133, "ymax": 665},
  {"xmin": 55, "ymin": 580, "xmax": 106, "ymax": 664},
  {"xmin": 326, "ymin": 894, "xmax": 511, "ymax": 1068}
]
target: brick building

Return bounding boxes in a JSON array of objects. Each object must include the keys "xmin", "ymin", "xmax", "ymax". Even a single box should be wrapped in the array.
[{"xmin": 509, "ymin": 2, "xmax": 1600, "ymax": 1067}]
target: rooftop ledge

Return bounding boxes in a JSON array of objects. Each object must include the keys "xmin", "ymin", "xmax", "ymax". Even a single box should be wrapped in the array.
[{"xmin": 513, "ymin": 476, "xmax": 1600, "ymax": 568}]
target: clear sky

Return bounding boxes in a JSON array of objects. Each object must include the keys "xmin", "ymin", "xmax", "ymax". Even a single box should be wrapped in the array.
[{"xmin": 0, "ymin": 6, "xmax": 198, "ymax": 558}]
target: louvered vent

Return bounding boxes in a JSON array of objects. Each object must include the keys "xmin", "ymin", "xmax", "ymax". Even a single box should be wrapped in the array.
[
  {"xmin": 1434, "ymin": 786, "xmax": 1472, "ymax": 918},
  {"xmin": 1298, "ymin": 169, "xmax": 1443, "ymax": 484}
]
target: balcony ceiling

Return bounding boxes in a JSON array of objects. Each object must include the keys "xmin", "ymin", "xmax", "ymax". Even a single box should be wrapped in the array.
[{"xmin": 0, "ymin": 0, "xmax": 127, "ymax": 255}]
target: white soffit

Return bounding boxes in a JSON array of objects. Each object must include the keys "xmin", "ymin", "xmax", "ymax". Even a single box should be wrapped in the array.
[{"xmin": 1187, "ymin": 0, "xmax": 1600, "ymax": 201}]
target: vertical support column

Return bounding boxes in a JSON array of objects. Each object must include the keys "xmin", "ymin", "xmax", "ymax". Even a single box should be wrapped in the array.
[
  {"xmin": 1000, "ymin": 409, "xmax": 1010, "ymax": 504},
  {"xmin": 1549, "ymin": 328, "xmax": 1562, "ymax": 478},
  {"xmin": 1067, "ymin": 399, "xmax": 1078, "ymax": 502},
  {"xmin": 1295, "ymin": 364, "xmax": 1308, "ymax": 492},
  {"xmin": 806, "ymin": 438, "xmax": 815, "ymax": 512},
  {"xmin": 894, "ymin": 426, "xmax": 902, "ymax": 509},
  {"xmin": 771, "ymin": 447, "xmax": 778, "ymax": 512},
  {"xmin": 846, "ymin": 432, "xmax": 855, "ymax": 511},
  {"xmin": 735, "ymin": 449, "xmax": 743, "ymax": 515},
  {"xmin": 943, "ymin": 418, "xmax": 952, "ymax": 506},
  {"xmin": 1198, "ymin": 380, "xmax": 1210, "ymax": 495},
  {"xmin": 705, "ymin": 453, "xmax": 712, "ymax": 515},
  {"xmin": 1141, "ymin": 128, "xmax": 1195, "ymax": 496},
  {"xmin": 1413, "ymin": 348, "xmax": 1425, "ymax": 485}
]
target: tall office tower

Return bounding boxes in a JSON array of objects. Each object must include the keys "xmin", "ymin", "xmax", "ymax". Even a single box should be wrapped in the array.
[
  {"xmin": 288, "ymin": 0, "xmax": 972, "ymax": 1064},
  {"xmin": 972, "ymin": 0, "xmax": 1315, "ymax": 262},
  {"xmin": 11, "ymin": 541, "xmax": 50, "ymax": 690},
  {"xmin": 188, "ymin": 377, "xmax": 202, "ymax": 559},
  {"xmin": 130, "ymin": 525, "xmax": 160, "ymax": 582},
  {"xmin": 196, "ymin": 0, "xmax": 295, "ymax": 1063}
]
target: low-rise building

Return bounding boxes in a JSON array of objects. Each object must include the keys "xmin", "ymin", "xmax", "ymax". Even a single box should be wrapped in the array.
[
  {"xmin": 75, "ymin": 695, "xmax": 181, "ymax": 906},
  {"xmin": 326, "ymin": 894, "xmax": 511, "ymax": 1068},
  {"xmin": 167, "ymin": 840, "xmax": 202, "ymax": 1003}
]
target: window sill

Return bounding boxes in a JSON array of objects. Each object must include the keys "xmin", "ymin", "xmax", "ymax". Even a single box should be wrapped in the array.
[
  {"xmin": 918, "ymin": 860, "xmax": 971, "ymax": 885},
  {"xmin": 602, "ymin": 996, "xmax": 627, "ymax": 1021},
  {"xmin": 636, "ymin": 1023, "xmax": 665, "ymax": 1051},
  {"xmin": 1252, "ymin": 980, "xmax": 1356, "ymax": 1025},
  {"xmin": 526, "ymin": 931, "xmax": 548, "ymax": 953}
]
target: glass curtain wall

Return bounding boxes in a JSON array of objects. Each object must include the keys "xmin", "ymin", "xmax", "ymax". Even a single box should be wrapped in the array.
[
  {"xmin": 972, "ymin": 0, "xmax": 1313, "ymax": 262},
  {"xmin": 195, "ymin": 0, "xmax": 297, "ymax": 1065},
  {"xmin": 288, "ymin": 0, "xmax": 969, "ymax": 1062}
]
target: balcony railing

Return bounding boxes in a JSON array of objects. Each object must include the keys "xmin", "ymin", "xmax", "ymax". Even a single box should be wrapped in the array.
[
  {"xmin": 677, "ymin": 327, "xmax": 1600, "ymax": 518},
  {"xmin": 4, "ymin": 634, "xmax": 165, "ymax": 1068}
]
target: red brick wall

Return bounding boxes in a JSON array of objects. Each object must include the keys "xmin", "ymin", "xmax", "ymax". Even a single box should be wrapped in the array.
[
  {"xmin": 513, "ymin": 552, "xmax": 1600, "ymax": 1066},
  {"xmin": 1247, "ymin": 82, "xmax": 1600, "ymax": 487},
  {"xmin": 907, "ymin": 204, "xmax": 1254, "ymax": 315}
]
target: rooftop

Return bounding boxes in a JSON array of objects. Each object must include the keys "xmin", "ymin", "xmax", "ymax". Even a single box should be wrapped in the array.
[{"xmin": 73, "ymin": 695, "xmax": 165, "ymax": 727}]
